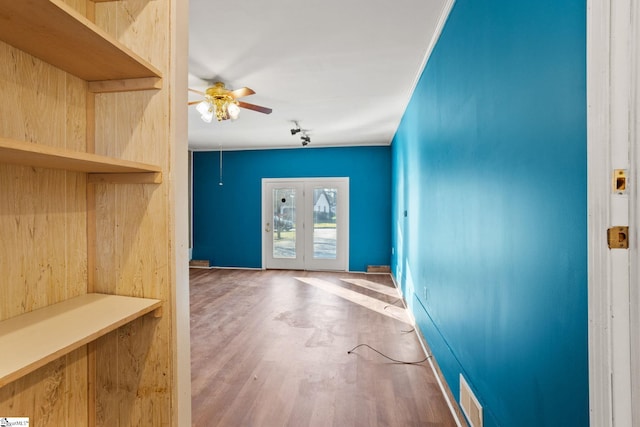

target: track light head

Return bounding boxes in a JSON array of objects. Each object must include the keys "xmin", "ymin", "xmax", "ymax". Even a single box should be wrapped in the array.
[
  {"xmin": 290, "ymin": 120, "xmax": 302, "ymax": 135},
  {"xmin": 301, "ymin": 135, "xmax": 310, "ymax": 146}
]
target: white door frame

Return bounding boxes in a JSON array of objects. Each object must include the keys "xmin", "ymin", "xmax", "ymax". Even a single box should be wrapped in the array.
[
  {"xmin": 261, "ymin": 177, "xmax": 349, "ymax": 271},
  {"xmin": 587, "ymin": 0, "xmax": 639, "ymax": 425}
]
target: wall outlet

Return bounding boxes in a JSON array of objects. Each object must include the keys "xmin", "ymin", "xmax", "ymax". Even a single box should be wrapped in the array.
[{"xmin": 460, "ymin": 374, "xmax": 483, "ymax": 427}]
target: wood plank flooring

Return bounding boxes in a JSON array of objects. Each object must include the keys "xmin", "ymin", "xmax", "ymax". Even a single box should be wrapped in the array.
[{"xmin": 190, "ymin": 268, "xmax": 457, "ymax": 427}]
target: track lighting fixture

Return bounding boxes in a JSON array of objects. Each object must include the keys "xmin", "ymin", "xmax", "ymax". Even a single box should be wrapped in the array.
[
  {"xmin": 291, "ymin": 121, "xmax": 301, "ymax": 135},
  {"xmin": 290, "ymin": 121, "xmax": 310, "ymax": 146}
]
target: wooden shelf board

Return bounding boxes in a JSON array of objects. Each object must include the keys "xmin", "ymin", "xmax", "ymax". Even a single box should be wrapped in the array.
[
  {"xmin": 0, "ymin": 137, "xmax": 161, "ymax": 175},
  {"xmin": 0, "ymin": 293, "xmax": 162, "ymax": 388},
  {"xmin": 88, "ymin": 172, "xmax": 163, "ymax": 184},
  {"xmin": 88, "ymin": 77, "xmax": 163, "ymax": 93},
  {"xmin": 0, "ymin": 0, "xmax": 161, "ymax": 81}
]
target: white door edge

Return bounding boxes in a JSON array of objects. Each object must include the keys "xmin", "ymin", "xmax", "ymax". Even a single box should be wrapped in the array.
[{"xmin": 587, "ymin": 0, "xmax": 638, "ymax": 425}]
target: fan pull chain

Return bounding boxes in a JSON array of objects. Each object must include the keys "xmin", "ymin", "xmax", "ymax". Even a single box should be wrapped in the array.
[{"xmin": 219, "ymin": 145, "xmax": 223, "ymax": 186}]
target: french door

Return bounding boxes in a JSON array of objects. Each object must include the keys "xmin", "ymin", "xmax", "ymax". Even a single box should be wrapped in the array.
[{"xmin": 262, "ymin": 178, "xmax": 349, "ymax": 271}]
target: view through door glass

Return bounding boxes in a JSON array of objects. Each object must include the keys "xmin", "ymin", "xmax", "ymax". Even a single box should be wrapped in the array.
[
  {"xmin": 312, "ymin": 187, "xmax": 337, "ymax": 260},
  {"xmin": 272, "ymin": 187, "xmax": 296, "ymax": 259}
]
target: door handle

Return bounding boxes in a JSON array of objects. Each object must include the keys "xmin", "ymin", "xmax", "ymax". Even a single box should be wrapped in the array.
[{"xmin": 265, "ymin": 222, "xmax": 271, "ymax": 232}]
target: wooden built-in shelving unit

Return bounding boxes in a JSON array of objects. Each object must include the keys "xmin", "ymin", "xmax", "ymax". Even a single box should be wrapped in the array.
[
  {"xmin": 0, "ymin": 293, "xmax": 162, "ymax": 388},
  {"xmin": 0, "ymin": 0, "xmax": 183, "ymax": 422},
  {"xmin": 0, "ymin": 137, "xmax": 163, "ymax": 183},
  {"xmin": 0, "ymin": 0, "xmax": 161, "ymax": 84}
]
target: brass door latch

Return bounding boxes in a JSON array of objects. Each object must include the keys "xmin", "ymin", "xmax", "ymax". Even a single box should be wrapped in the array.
[
  {"xmin": 613, "ymin": 169, "xmax": 627, "ymax": 194},
  {"xmin": 607, "ymin": 226, "xmax": 629, "ymax": 249}
]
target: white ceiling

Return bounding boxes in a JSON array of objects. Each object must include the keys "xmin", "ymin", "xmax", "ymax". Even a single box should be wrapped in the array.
[{"xmin": 188, "ymin": 0, "xmax": 449, "ymax": 151}]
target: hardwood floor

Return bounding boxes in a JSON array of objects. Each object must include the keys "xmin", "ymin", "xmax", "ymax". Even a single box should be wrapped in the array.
[{"xmin": 190, "ymin": 268, "xmax": 457, "ymax": 427}]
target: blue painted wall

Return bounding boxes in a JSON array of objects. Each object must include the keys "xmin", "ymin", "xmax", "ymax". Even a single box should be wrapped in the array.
[
  {"xmin": 391, "ymin": 0, "xmax": 587, "ymax": 426},
  {"xmin": 193, "ymin": 146, "xmax": 391, "ymax": 271}
]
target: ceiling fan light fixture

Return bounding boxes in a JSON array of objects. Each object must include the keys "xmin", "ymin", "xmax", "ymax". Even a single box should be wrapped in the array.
[
  {"xmin": 199, "ymin": 103, "xmax": 214, "ymax": 123},
  {"xmin": 227, "ymin": 102, "xmax": 240, "ymax": 120},
  {"xmin": 210, "ymin": 97, "xmax": 234, "ymax": 121},
  {"xmin": 196, "ymin": 99, "xmax": 211, "ymax": 116},
  {"xmin": 201, "ymin": 111, "xmax": 214, "ymax": 123}
]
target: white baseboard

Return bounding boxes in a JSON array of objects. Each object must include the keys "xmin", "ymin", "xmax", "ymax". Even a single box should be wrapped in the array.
[{"xmin": 390, "ymin": 274, "xmax": 466, "ymax": 427}]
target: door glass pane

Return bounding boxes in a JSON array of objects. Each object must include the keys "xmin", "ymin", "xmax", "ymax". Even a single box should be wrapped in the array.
[
  {"xmin": 272, "ymin": 188, "xmax": 296, "ymax": 259},
  {"xmin": 313, "ymin": 187, "xmax": 337, "ymax": 259}
]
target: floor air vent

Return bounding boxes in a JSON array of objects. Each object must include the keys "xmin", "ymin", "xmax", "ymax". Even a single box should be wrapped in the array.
[{"xmin": 460, "ymin": 374, "xmax": 483, "ymax": 427}]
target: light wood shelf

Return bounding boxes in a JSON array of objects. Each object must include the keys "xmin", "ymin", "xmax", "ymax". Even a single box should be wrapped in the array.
[
  {"xmin": 0, "ymin": 293, "xmax": 162, "ymax": 388},
  {"xmin": 0, "ymin": 0, "xmax": 162, "ymax": 83},
  {"xmin": 0, "ymin": 137, "xmax": 162, "ymax": 182}
]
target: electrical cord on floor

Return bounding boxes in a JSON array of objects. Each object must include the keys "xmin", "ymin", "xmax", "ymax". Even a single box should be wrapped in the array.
[
  {"xmin": 380, "ymin": 299, "xmax": 415, "ymax": 333},
  {"xmin": 347, "ymin": 343, "xmax": 432, "ymax": 365},
  {"xmin": 383, "ymin": 298, "xmax": 403, "ymax": 310}
]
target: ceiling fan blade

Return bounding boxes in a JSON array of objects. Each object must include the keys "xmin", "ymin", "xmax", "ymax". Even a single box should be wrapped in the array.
[
  {"xmin": 188, "ymin": 88, "xmax": 206, "ymax": 96},
  {"xmin": 237, "ymin": 101, "xmax": 272, "ymax": 114},
  {"xmin": 229, "ymin": 87, "xmax": 255, "ymax": 99},
  {"xmin": 188, "ymin": 100, "xmax": 202, "ymax": 106}
]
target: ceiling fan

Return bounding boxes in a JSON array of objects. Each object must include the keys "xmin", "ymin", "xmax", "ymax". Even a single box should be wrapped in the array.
[{"xmin": 188, "ymin": 82, "xmax": 272, "ymax": 122}]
